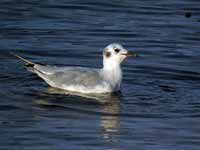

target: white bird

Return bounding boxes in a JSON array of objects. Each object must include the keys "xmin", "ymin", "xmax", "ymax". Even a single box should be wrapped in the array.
[{"xmin": 13, "ymin": 43, "xmax": 137, "ymax": 94}]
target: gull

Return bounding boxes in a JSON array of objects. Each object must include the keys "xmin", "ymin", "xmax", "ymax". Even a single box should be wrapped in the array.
[{"xmin": 13, "ymin": 43, "xmax": 137, "ymax": 94}]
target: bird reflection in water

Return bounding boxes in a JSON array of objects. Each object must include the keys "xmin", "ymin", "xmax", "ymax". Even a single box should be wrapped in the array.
[
  {"xmin": 36, "ymin": 87, "xmax": 122, "ymax": 142},
  {"xmin": 100, "ymin": 94, "xmax": 121, "ymax": 142}
]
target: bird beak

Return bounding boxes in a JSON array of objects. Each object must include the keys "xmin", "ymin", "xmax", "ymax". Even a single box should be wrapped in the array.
[{"xmin": 121, "ymin": 51, "xmax": 137, "ymax": 57}]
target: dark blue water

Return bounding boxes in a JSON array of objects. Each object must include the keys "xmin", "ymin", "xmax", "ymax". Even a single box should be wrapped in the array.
[{"xmin": 1, "ymin": 0, "xmax": 200, "ymax": 149}]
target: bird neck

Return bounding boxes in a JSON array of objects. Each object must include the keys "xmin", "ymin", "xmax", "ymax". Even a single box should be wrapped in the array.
[{"xmin": 102, "ymin": 60, "xmax": 122, "ymax": 91}]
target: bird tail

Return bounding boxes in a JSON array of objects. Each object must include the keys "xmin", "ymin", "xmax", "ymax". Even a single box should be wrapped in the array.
[
  {"xmin": 11, "ymin": 53, "xmax": 50, "ymax": 82},
  {"xmin": 11, "ymin": 53, "xmax": 35, "ymax": 69}
]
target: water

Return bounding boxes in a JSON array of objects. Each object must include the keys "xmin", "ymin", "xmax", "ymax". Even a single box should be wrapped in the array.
[{"xmin": 0, "ymin": 0, "xmax": 200, "ymax": 149}]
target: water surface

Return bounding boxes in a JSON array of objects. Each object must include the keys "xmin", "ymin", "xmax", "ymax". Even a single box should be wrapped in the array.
[{"xmin": 0, "ymin": 0, "xmax": 200, "ymax": 149}]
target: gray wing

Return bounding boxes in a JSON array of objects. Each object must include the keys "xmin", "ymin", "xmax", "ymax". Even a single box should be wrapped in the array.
[
  {"xmin": 34, "ymin": 65, "xmax": 104, "ymax": 88},
  {"xmin": 12, "ymin": 54, "xmax": 106, "ymax": 89},
  {"xmin": 34, "ymin": 64, "xmax": 74, "ymax": 75}
]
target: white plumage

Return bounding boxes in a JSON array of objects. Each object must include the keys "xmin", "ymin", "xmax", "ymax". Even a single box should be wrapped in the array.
[{"xmin": 13, "ymin": 43, "xmax": 136, "ymax": 94}]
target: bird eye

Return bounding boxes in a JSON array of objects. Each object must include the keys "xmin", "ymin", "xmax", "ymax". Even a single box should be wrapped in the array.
[{"xmin": 114, "ymin": 48, "xmax": 120, "ymax": 53}]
